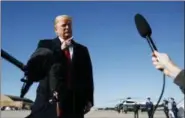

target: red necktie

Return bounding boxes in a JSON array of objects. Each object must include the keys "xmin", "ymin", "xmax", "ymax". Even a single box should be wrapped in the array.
[
  {"xmin": 63, "ymin": 48, "xmax": 71, "ymax": 88},
  {"xmin": 64, "ymin": 48, "xmax": 71, "ymax": 60}
]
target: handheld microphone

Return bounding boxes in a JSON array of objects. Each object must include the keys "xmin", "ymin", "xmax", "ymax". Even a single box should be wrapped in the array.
[
  {"xmin": 134, "ymin": 13, "xmax": 166, "ymax": 117},
  {"xmin": 1, "ymin": 48, "xmax": 54, "ymax": 98},
  {"xmin": 49, "ymin": 63, "xmax": 64, "ymax": 118},
  {"xmin": 21, "ymin": 48, "xmax": 54, "ymax": 98}
]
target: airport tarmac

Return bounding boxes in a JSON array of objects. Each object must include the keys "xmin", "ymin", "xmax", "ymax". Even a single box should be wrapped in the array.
[{"xmin": 1, "ymin": 110, "xmax": 166, "ymax": 118}]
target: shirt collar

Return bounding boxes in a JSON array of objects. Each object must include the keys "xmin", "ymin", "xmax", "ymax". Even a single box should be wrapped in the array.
[{"xmin": 58, "ymin": 36, "xmax": 74, "ymax": 43}]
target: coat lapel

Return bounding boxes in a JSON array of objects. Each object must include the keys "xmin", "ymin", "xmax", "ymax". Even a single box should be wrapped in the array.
[
  {"xmin": 71, "ymin": 40, "xmax": 78, "ymax": 63},
  {"xmin": 52, "ymin": 37, "xmax": 61, "ymax": 51},
  {"xmin": 52, "ymin": 37, "xmax": 66, "ymax": 61}
]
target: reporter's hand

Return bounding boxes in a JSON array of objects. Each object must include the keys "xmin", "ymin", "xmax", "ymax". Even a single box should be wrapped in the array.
[{"xmin": 152, "ymin": 51, "xmax": 181, "ymax": 79}]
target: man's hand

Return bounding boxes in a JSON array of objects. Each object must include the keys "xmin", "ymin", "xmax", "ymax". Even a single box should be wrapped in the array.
[
  {"xmin": 84, "ymin": 101, "xmax": 92, "ymax": 114},
  {"xmin": 61, "ymin": 39, "xmax": 72, "ymax": 50},
  {"xmin": 152, "ymin": 51, "xmax": 181, "ymax": 79}
]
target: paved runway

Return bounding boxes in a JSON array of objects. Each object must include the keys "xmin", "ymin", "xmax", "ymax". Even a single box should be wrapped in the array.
[{"xmin": 1, "ymin": 110, "xmax": 166, "ymax": 118}]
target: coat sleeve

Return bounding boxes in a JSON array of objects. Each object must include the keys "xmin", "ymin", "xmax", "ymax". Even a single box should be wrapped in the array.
[
  {"xmin": 174, "ymin": 69, "xmax": 185, "ymax": 94},
  {"xmin": 26, "ymin": 40, "xmax": 54, "ymax": 82},
  {"xmin": 84, "ymin": 47, "xmax": 94, "ymax": 106}
]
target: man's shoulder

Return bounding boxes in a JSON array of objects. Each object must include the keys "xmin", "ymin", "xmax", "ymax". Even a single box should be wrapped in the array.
[
  {"xmin": 74, "ymin": 41, "xmax": 88, "ymax": 50},
  {"xmin": 38, "ymin": 39, "xmax": 53, "ymax": 44}
]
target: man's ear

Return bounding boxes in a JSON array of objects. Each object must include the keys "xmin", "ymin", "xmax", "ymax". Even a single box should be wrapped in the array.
[
  {"xmin": 54, "ymin": 27, "xmax": 58, "ymax": 35},
  {"xmin": 54, "ymin": 26, "xmax": 57, "ymax": 32}
]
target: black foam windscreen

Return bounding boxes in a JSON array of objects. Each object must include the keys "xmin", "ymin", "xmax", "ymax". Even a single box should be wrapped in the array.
[
  {"xmin": 134, "ymin": 14, "xmax": 152, "ymax": 38},
  {"xmin": 26, "ymin": 48, "xmax": 54, "ymax": 82}
]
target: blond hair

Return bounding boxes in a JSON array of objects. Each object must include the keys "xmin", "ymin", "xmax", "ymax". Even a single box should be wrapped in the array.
[{"xmin": 54, "ymin": 15, "xmax": 72, "ymax": 26}]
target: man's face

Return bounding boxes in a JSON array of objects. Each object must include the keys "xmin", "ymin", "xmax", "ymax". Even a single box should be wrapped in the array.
[{"xmin": 55, "ymin": 18, "xmax": 72, "ymax": 40}]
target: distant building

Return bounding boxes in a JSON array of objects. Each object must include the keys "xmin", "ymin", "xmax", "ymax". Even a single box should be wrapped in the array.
[{"xmin": 0, "ymin": 94, "xmax": 34, "ymax": 109}]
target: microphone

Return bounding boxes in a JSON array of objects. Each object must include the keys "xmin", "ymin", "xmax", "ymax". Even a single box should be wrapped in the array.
[
  {"xmin": 1, "ymin": 48, "xmax": 54, "ymax": 98},
  {"xmin": 134, "ymin": 13, "xmax": 165, "ymax": 117},
  {"xmin": 49, "ymin": 63, "xmax": 64, "ymax": 118},
  {"xmin": 134, "ymin": 13, "xmax": 158, "ymax": 52},
  {"xmin": 20, "ymin": 48, "xmax": 54, "ymax": 98}
]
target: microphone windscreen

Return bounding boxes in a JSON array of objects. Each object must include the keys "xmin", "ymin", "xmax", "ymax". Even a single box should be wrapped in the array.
[
  {"xmin": 26, "ymin": 48, "xmax": 54, "ymax": 82},
  {"xmin": 134, "ymin": 14, "xmax": 152, "ymax": 38},
  {"xmin": 27, "ymin": 48, "xmax": 53, "ymax": 66}
]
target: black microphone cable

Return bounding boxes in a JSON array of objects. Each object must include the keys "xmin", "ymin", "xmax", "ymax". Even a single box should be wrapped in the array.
[{"xmin": 145, "ymin": 36, "xmax": 166, "ymax": 117}]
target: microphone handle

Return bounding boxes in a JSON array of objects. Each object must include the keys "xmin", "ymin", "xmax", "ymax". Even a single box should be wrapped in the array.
[
  {"xmin": 56, "ymin": 101, "xmax": 61, "ymax": 118},
  {"xmin": 146, "ymin": 36, "xmax": 164, "ymax": 72},
  {"xmin": 53, "ymin": 92, "xmax": 61, "ymax": 118},
  {"xmin": 146, "ymin": 36, "xmax": 158, "ymax": 52}
]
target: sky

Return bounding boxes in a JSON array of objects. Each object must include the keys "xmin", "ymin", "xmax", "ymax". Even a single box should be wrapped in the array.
[{"xmin": 1, "ymin": 1, "xmax": 184, "ymax": 107}]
